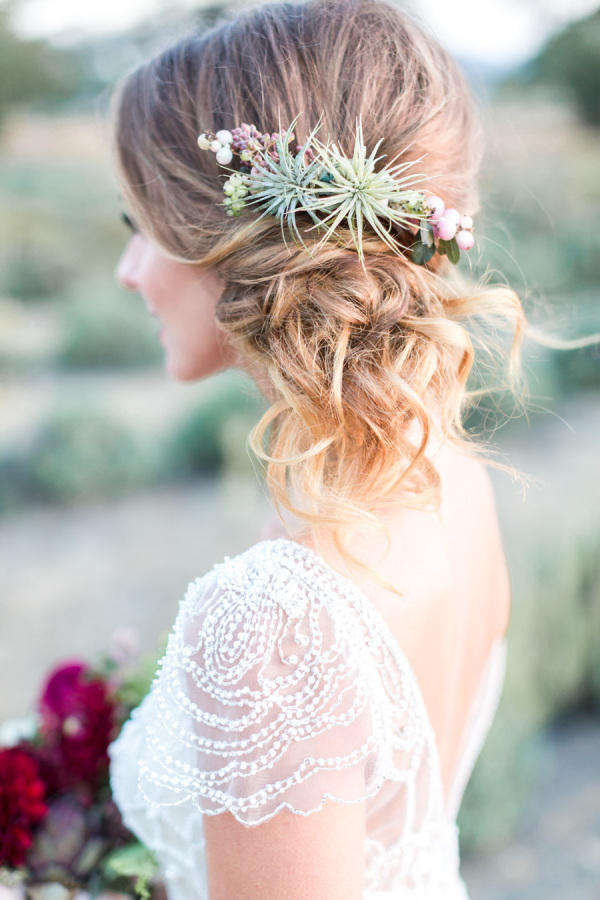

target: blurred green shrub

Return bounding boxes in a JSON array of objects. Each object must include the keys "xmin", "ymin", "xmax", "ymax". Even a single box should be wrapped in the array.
[
  {"xmin": 56, "ymin": 277, "xmax": 163, "ymax": 369},
  {"xmin": 513, "ymin": 537, "xmax": 592, "ymax": 725},
  {"xmin": 530, "ymin": 8, "xmax": 600, "ymax": 127},
  {"xmin": 163, "ymin": 373, "xmax": 267, "ymax": 477},
  {"xmin": 26, "ymin": 405, "xmax": 159, "ymax": 503},
  {"xmin": 0, "ymin": 373, "xmax": 268, "ymax": 514},
  {"xmin": 462, "ymin": 336, "xmax": 561, "ymax": 440},
  {"xmin": 545, "ymin": 296, "xmax": 600, "ymax": 394},
  {"xmin": 458, "ymin": 725, "xmax": 551, "ymax": 855},
  {"xmin": 550, "ymin": 339, "xmax": 600, "ymax": 395},
  {"xmin": 1, "ymin": 160, "xmax": 124, "ymax": 261},
  {"xmin": 1, "ymin": 241, "xmax": 75, "ymax": 300},
  {"xmin": 0, "ymin": 451, "xmax": 30, "ymax": 514},
  {"xmin": 561, "ymin": 230, "xmax": 600, "ymax": 289},
  {"xmin": 0, "ymin": 7, "xmax": 81, "ymax": 128},
  {"xmin": 458, "ymin": 522, "xmax": 600, "ymax": 854},
  {"xmin": 578, "ymin": 532, "xmax": 600, "ymax": 706}
]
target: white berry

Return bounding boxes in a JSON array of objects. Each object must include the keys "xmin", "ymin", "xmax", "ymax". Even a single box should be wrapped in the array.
[
  {"xmin": 437, "ymin": 216, "xmax": 458, "ymax": 241},
  {"xmin": 460, "ymin": 215, "xmax": 473, "ymax": 230},
  {"xmin": 210, "ymin": 140, "xmax": 221, "ymax": 152},
  {"xmin": 443, "ymin": 207, "xmax": 461, "ymax": 226},
  {"xmin": 197, "ymin": 134, "xmax": 212, "ymax": 150},
  {"xmin": 425, "ymin": 195, "xmax": 445, "ymax": 221},
  {"xmin": 216, "ymin": 146, "xmax": 233, "ymax": 165},
  {"xmin": 456, "ymin": 229, "xmax": 474, "ymax": 251},
  {"xmin": 216, "ymin": 129, "xmax": 233, "ymax": 145}
]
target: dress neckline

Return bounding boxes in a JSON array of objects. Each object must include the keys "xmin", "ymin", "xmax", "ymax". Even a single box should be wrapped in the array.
[{"xmin": 260, "ymin": 536, "xmax": 507, "ymax": 818}]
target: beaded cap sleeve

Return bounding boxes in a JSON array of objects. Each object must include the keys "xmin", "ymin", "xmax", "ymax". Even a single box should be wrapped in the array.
[{"xmin": 129, "ymin": 538, "xmax": 444, "ymax": 830}]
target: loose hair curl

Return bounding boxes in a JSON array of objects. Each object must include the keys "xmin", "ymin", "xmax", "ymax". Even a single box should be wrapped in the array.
[{"xmin": 109, "ymin": 0, "xmax": 599, "ymax": 596}]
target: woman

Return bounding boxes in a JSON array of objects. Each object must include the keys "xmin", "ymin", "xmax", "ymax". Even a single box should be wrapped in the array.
[{"xmin": 107, "ymin": 1, "xmax": 593, "ymax": 897}]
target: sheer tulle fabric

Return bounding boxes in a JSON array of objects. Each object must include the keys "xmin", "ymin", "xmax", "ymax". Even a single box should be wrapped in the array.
[{"xmin": 109, "ymin": 539, "xmax": 495, "ymax": 898}]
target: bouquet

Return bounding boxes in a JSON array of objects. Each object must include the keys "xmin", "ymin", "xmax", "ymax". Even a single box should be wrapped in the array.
[{"xmin": 0, "ymin": 628, "xmax": 167, "ymax": 900}]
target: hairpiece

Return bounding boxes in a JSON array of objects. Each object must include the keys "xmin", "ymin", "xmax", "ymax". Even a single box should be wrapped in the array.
[{"xmin": 197, "ymin": 114, "xmax": 474, "ymax": 269}]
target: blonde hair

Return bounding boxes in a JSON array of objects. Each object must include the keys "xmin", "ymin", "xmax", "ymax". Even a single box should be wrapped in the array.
[{"xmin": 109, "ymin": 0, "xmax": 599, "ymax": 597}]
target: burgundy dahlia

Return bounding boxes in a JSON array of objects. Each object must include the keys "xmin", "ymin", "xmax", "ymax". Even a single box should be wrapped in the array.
[
  {"xmin": 36, "ymin": 661, "xmax": 118, "ymax": 793},
  {"xmin": 0, "ymin": 746, "xmax": 48, "ymax": 867}
]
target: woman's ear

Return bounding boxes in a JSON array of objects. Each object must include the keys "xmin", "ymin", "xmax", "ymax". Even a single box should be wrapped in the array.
[{"xmin": 215, "ymin": 282, "xmax": 241, "ymax": 318}]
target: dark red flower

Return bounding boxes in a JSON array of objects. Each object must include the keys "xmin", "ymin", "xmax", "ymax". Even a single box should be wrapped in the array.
[
  {"xmin": 36, "ymin": 661, "xmax": 118, "ymax": 793},
  {"xmin": 0, "ymin": 746, "xmax": 48, "ymax": 867}
]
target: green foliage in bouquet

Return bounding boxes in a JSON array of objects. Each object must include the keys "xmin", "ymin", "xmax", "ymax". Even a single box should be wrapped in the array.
[{"xmin": 102, "ymin": 843, "xmax": 160, "ymax": 900}]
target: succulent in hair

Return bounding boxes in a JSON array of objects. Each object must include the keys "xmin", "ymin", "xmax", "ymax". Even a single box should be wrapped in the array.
[{"xmin": 197, "ymin": 113, "xmax": 475, "ymax": 270}]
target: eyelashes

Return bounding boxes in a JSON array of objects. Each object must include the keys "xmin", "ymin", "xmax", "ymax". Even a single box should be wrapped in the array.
[{"xmin": 121, "ymin": 211, "xmax": 138, "ymax": 234}]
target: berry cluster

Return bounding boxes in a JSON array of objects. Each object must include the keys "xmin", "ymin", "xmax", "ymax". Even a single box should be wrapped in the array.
[
  {"xmin": 197, "ymin": 123, "xmax": 321, "ymax": 216},
  {"xmin": 196, "ymin": 129, "xmax": 236, "ymax": 165},
  {"xmin": 222, "ymin": 171, "xmax": 251, "ymax": 217},
  {"xmin": 425, "ymin": 195, "xmax": 474, "ymax": 251},
  {"xmin": 197, "ymin": 123, "xmax": 307, "ymax": 174},
  {"xmin": 406, "ymin": 194, "xmax": 475, "ymax": 265}
]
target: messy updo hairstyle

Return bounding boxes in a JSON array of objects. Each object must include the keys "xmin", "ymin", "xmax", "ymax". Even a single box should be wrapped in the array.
[{"xmin": 110, "ymin": 0, "xmax": 597, "ymax": 594}]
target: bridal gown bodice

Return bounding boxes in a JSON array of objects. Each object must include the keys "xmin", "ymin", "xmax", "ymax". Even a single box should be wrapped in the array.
[{"xmin": 108, "ymin": 537, "xmax": 507, "ymax": 900}]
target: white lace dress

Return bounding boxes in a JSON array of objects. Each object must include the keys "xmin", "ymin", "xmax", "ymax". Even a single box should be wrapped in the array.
[{"xmin": 108, "ymin": 537, "xmax": 507, "ymax": 899}]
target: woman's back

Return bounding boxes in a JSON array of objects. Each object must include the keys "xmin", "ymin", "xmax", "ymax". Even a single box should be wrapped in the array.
[
  {"xmin": 363, "ymin": 448, "xmax": 510, "ymax": 807},
  {"xmin": 274, "ymin": 438, "xmax": 511, "ymax": 811}
]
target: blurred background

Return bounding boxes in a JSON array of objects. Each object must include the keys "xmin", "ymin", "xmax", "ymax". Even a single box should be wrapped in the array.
[{"xmin": 0, "ymin": 0, "xmax": 599, "ymax": 896}]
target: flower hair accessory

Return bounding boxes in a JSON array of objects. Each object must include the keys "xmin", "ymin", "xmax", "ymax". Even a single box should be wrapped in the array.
[{"xmin": 197, "ymin": 114, "xmax": 474, "ymax": 269}]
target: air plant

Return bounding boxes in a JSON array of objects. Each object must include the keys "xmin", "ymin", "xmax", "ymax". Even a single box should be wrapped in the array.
[{"xmin": 197, "ymin": 113, "xmax": 475, "ymax": 271}]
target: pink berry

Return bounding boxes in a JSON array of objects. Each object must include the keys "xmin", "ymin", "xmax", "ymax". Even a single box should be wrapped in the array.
[
  {"xmin": 425, "ymin": 195, "xmax": 445, "ymax": 221},
  {"xmin": 437, "ymin": 216, "xmax": 458, "ymax": 241},
  {"xmin": 456, "ymin": 229, "xmax": 474, "ymax": 251},
  {"xmin": 443, "ymin": 207, "xmax": 461, "ymax": 226}
]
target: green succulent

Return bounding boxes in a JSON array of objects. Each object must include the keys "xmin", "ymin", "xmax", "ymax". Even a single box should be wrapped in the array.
[
  {"xmin": 216, "ymin": 113, "xmax": 443, "ymax": 270},
  {"xmin": 297, "ymin": 116, "xmax": 435, "ymax": 265},
  {"xmin": 220, "ymin": 114, "xmax": 327, "ymax": 251}
]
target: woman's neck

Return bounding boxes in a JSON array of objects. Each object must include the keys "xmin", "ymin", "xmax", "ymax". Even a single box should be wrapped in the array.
[{"xmin": 269, "ymin": 405, "xmax": 450, "ymax": 542}]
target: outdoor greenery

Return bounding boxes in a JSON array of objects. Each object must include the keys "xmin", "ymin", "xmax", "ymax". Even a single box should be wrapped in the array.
[
  {"xmin": 527, "ymin": 7, "xmax": 600, "ymax": 127},
  {"xmin": 0, "ymin": 4, "xmax": 82, "ymax": 129},
  {"xmin": 57, "ymin": 276, "xmax": 164, "ymax": 369},
  {"xmin": 0, "ymin": 370, "xmax": 266, "ymax": 513},
  {"xmin": 26, "ymin": 404, "xmax": 159, "ymax": 504},
  {"xmin": 459, "ymin": 525, "xmax": 600, "ymax": 853},
  {"xmin": 163, "ymin": 375, "xmax": 267, "ymax": 477}
]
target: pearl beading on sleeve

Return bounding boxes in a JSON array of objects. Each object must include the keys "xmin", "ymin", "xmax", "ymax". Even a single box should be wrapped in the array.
[{"xmin": 109, "ymin": 538, "xmax": 473, "ymax": 897}]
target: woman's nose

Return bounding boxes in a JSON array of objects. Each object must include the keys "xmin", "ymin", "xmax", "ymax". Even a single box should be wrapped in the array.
[{"xmin": 116, "ymin": 241, "xmax": 140, "ymax": 292}]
